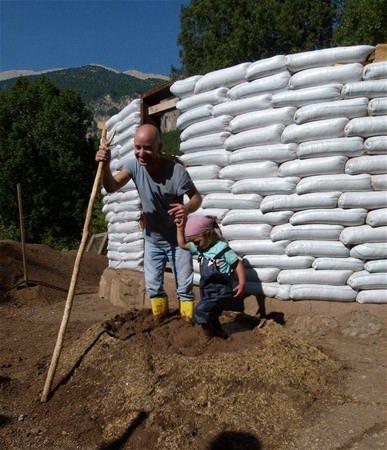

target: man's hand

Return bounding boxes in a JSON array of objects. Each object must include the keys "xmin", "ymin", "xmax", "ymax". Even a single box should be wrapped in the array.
[
  {"xmin": 233, "ymin": 283, "xmax": 246, "ymax": 298},
  {"xmin": 168, "ymin": 203, "xmax": 186, "ymax": 222},
  {"xmin": 95, "ymin": 128, "xmax": 115, "ymax": 163}
]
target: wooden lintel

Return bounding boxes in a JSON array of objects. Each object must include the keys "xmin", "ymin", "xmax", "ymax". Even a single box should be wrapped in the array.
[
  {"xmin": 148, "ymin": 98, "xmax": 178, "ymax": 115},
  {"xmin": 374, "ymin": 43, "xmax": 387, "ymax": 62}
]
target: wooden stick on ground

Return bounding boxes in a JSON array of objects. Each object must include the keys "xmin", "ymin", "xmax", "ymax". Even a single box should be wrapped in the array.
[
  {"xmin": 17, "ymin": 183, "xmax": 28, "ymax": 287},
  {"xmin": 40, "ymin": 126, "xmax": 113, "ymax": 402}
]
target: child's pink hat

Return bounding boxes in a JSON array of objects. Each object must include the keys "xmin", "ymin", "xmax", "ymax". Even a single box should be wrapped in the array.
[{"xmin": 185, "ymin": 215, "xmax": 216, "ymax": 237}]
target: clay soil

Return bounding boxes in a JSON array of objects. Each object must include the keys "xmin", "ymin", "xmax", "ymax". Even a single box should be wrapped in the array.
[{"xmin": 0, "ymin": 240, "xmax": 386, "ymax": 450}]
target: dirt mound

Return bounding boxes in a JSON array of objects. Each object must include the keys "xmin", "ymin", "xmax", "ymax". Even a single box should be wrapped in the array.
[
  {"xmin": 0, "ymin": 240, "xmax": 107, "ymax": 302},
  {"xmin": 20, "ymin": 311, "xmax": 341, "ymax": 450}
]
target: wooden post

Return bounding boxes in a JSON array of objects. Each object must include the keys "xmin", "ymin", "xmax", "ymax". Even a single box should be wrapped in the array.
[{"xmin": 16, "ymin": 183, "xmax": 28, "ymax": 287}]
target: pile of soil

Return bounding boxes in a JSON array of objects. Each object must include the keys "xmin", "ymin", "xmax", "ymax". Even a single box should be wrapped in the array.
[{"xmin": 0, "ymin": 240, "xmax": 385, "ymax": 449}]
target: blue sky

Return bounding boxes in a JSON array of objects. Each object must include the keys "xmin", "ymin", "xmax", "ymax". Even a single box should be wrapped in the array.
[{"xmin": 0, "ymin": 0, "xmax": 189, "ymax": 76}]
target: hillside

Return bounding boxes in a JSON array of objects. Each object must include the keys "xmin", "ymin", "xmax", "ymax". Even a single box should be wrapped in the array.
[{"xmin": 0, "ymin": 64, "xmax": 168, "ymax": 120}]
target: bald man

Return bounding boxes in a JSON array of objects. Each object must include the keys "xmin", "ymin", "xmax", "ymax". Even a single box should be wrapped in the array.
[{"xmin": 96, "ymin": 124, "xmax": 202, "ymax": 321}]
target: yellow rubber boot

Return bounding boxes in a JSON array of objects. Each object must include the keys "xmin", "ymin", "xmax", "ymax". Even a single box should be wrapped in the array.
[
  {"xmin": 150, "ymin": 296, "xmax": 169, "ymax": 320},
  {"xmin": 180, "ymin": 300, "xmax": 194, "ymax": 323}
]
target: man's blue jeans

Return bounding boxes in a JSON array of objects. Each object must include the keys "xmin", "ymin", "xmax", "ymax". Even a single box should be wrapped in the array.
[{"xmin": 144, "ymin": 239, "xmax": 194, "ymax": 301}]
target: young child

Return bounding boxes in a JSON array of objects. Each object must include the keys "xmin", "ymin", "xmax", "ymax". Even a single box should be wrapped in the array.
[{"xmin": 176, "ymin": 215, "xmax": 246, "ymax": 338}]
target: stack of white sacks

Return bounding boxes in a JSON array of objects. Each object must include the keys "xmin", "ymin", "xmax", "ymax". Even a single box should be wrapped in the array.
[
  {"xmin": 102, "ymin": 99, "xmax": 144, "ymax": 270},
  {"xmin": 171, "ymin": 45, "xmax": 387, "ymax": 304}
]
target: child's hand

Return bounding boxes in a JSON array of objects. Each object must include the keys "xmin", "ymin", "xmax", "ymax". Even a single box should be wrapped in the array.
[
  {"xmin": 233, "ymin": 283, "xmax": 246, "ymax": 298},
  {"xmin": 175, "ymin": 217, "xmax": 185, "ymax": 230}
]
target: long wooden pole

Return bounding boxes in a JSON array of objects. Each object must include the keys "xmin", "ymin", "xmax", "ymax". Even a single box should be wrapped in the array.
[
  {"xmin": 41, "ymin": 128, "xmax": 110, "ymax": 402},
  {"xmin": 17, "ymin": 183, "xmax": 28, "ymax": 287}
]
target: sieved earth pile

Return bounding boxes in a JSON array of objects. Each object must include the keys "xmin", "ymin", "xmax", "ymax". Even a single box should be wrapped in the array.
[{"xmin": 39, "ymin": 311, "xmax": 341, "ymax": 450}]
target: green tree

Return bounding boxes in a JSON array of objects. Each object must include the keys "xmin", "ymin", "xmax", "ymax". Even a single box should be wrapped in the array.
[
  {"xmin": 334, "ymin": 0, "xmax": 387, "ymax": 46},
  {"xmin": 177, "ymin": 0, "xmax": 336, "ymax": 75},
  {"xmin": 0, "ymin": 77, "xmax": 97, "ymax": 248}
]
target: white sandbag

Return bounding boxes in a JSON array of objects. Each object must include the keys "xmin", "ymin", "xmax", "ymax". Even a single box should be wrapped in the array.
[
  {"xmin": 180, "ymin": 150, "xmax": 230, "ymax": 167},
  {"xmin": 366, "ymin": 208, "xmax": 387, "ymax": 226},
  {"xmin": 372, "ymin": 174, "xmax": 387, "ymax": 191},
  {"xmin": 187, "ymin": 165, "xmax": 220, "ymax": 180},
  {"xmin": 342, "ymin": 80, "xmax": 387, "ymax": 99},
  {"xmin": 222, "ymin": 209, "xmax": 293, "ymax": 226},
  {"xmin": 261, "ymin": 192, "xmax": 340, "ymax": 213},
  {"xmin": 219, "ymin": 161, "xmax": 278, "ymax": 180},
  {"xmin": 189, "ymin": 208, "xmax": 228, "ymax": 221},
  {"xmin": 194, "ymin": 63, "xmax": 250, "ymax": 93},
  {"xmin": 220, "ymin": 224, "xmax": 272, "ymax": 240},
  {"xmin": 296, "ymin": 174, "xmax": 371, "ymax": 194},
  {"xmin": 368, "ymin": 98, "xmax": 387, "ymax": 116},
  {"xmin": 278, "ymin": 269, "xmax": 352, "ymax": 286},
  {"xmin": 102, "ymin": 189, "xmax": 139, "ymax": 204},
  {"xmin": 350, "ymin": 243, "xmax": 387, "ymax": 260},
  {"xmin": 290, "ymin": 63, "xmax": 363, "ymax": 90},
  {"xmin": 289, "ymin": 285, "xmax": 357, "ymax": 302},
  {"xmin": 345, "ymin": 116, "xmax": 387, "ymax": 138},
  {"xmin": 115, "ymin": 112, "xmax": 141, "ymax": 133},
  {"xmin": 345, "ymin": 155, "xmax": 387, "ymax": 175},
  {"xmin": 348, "ymin": 271, "xmax": 387, "ymax": 290},
  {"xmin": 357, "ymin": 290, "xmax": 387, "ymax": 304},
  {"xmin": 180, "ymin": 115, "xmax": 232, "ymax": 141},
  {"xmin": 230, "ymin": 143, "xmax": 297, "ymax": 164},
  {"xmin": 115, "ymin": 99, "xmax": 141, "ymax": 122},
  {"xmin": 295, "ymin": 98, "xmax": 368, "ymax": 125},
  {"xmin": 297, "ymin": 137, "xmax": 364, "ymax": 159},
  {"xmin": 313, "ymin": 257, "xmax": 364, "ymax": 271},
  {"xmin": 203, "ymin": 193, "xmax": 262, "ymax": 210},
  {"xmin": 180, "ymin": 132, "xmax": 230, "ymax": 153},
  {"xmin": 102, "ymin": 201, "xmax": 141, "ymax": 214},
  {"xmin": 225, "ymin": 124, "xmax": 284, "ymax": 150},
  {"xmin": 114, "ymin": 125, "xmax": 138, "ymax": 146},
  {"xmin": 339, "ymin": 192, "xmax": 387, "ymax": 210},
  {"xmin": 108, "ymin": 221, "xmax": 142, "ymax": 234},
  {"xmin": 176, "ymin": 105, "xmax": 213, "ymax": 130},
  {"xmin": 106, "ymin": 114, "xmax": 119, "ymax": 130},
  {"xmin": 212, "ymin": 94, "xmax": 272, "ymax": 117},
  {"xmin": 275, "ymin": 284, "xmax": 291, "ymax": 300},
  {"xmin": 273, "ymin": 84, "xmax": 342, "ymax": 107},
  {"xmin": 245, "ymin": 255, "xmax": 314, "ymax": 269},
  {"xmin": 107, "ymin": 250, "xmax": 144, "ymax": 261},
  {"xmin": 363, "ymin": 62, "xmax": 387, "ymax": 80},
  {"xmin": 282, "ymin": 118, "xmax": 348, "ymax": 144},
  {"xmin": 117, "ymin": 240, "xmax": 144, "ymax": 253},
  {"xmin": 365, "ymin": 260, "xmax": 387, "ymax": 273},
  {"xmin": 194, "ymin": 179, "xmax": 234, "ymax": 194},
  {"xmin": 286, "ymin": 46, "xmax": 374, "ymax": 72},
  {"xmin": 230, "ymin": 107, "xmax": 296, "ymax": 133},
  {"xmin": 247, "ymin": 55, "xmax": 287, "ymax": 80},
  {"xmin": 271, "ymin": 224, "xmax": 343, "ymax": 242},
  {"xmin": 105, "ymin": 211, "xmax": 142, "ymax": 223},
  {"xmin": 230, "ymin": 239, "xmax": 289, "ymax": 255},
  {"xmin": 245, "ymin": 281, "xmax": 279, "ymax": 297},
  {"xmin": 232, "ymin": 177, "xmax": 299, "ymax": 195},
  {"xmin": 176, "ymin": 87, "xmax": 228, "ymax": 112},
  {"xmin": 109, "ymin": 260, "xmax": 143, "ymax": 270},
  {"xmin": 170, "ymin": 75, "xmax": 202, "ymax": 97},
  {"xmin": 340, "ymin": 225, "xmax": 387, "ymax": 245},
  {"xmin": 123, "ymin": 231, "xmax": 144, "ymax": 243},
  {"xmin": 245, "ymin": 267, "xmax": 280, "ymax": 283},
  {"xmin": 286, "ymin": 240, "xmax": 349, "ymax": 258},
  {"xmin": 279, "ymin": 155, "xmax": 347, "ymax": 177},
  {"xmin": 119, "ymin": 142, "xmax": 135, "ymax": 157},
  {"xmin": 228, "ymin": 71, "xmax": 290, "ymax": 99},
  {"xmin": 108, "ymin": 233, "xmax": 126, "ymax": 243}
]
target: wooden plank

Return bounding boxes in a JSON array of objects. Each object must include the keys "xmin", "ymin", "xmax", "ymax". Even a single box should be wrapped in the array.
[
  {"xmin": 374, "ymin": 43, "xmax": 387, "ymax": 62},
  {"xmin": 148, "ymin": 97, "xmax": 178, "ymax": 115}
]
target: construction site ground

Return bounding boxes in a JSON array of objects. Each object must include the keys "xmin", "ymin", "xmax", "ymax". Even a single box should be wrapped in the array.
[{"xmin": 0, "ymin": 240, "xmax": 386, "ymax": 450}]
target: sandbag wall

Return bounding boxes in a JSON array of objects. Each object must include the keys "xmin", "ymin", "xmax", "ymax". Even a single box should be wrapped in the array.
[
  {"xmin": 171, "ymin": 45, "xmax": 387, "ymax": 304},
  {"xmin": 102, "ymin": 99, "xmax": 144, "ymax": 271}
]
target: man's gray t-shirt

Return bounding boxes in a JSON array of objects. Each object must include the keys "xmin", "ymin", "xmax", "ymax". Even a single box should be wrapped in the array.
[{"xmin": 123, "ymin": 157, "xmax": 194, "ymax": 244}]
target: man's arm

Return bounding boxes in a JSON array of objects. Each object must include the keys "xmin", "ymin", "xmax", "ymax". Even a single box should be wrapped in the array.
[
  {"xmin": 168, "ymin": 186, "xmax": 202, "ymax": 221},
  {"xmin": 95, "ymin": 142, "xmax": 132, "ymax": 193}
]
